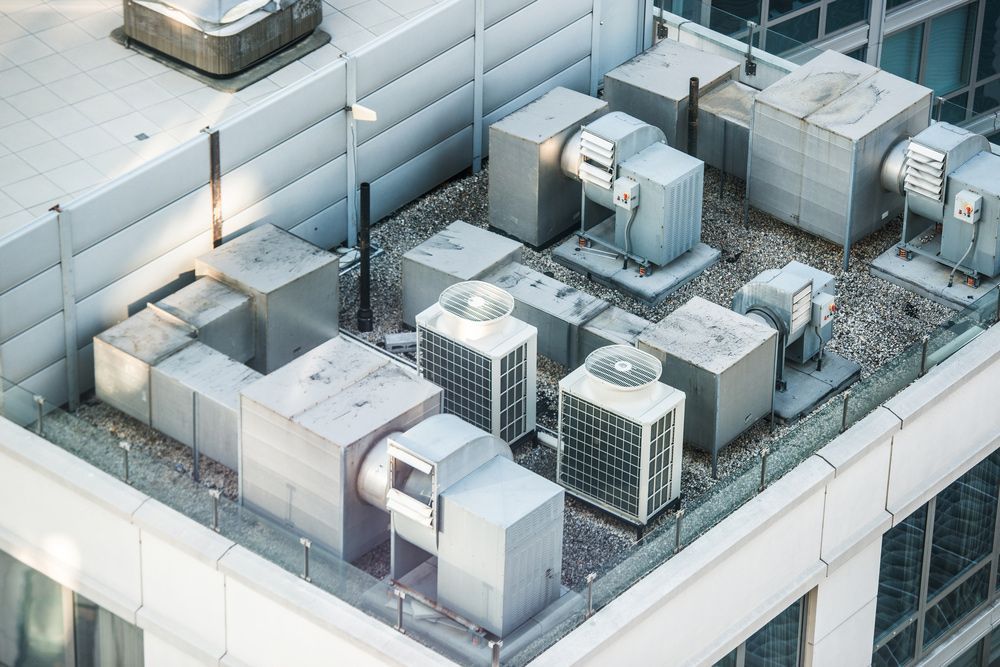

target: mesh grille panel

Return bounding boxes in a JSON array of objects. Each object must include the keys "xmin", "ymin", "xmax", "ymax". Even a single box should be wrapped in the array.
[
  {"xmin": 647, "ymin": 410, "xmax": 676, "ymax": 516},
  {"xmin": 499, "ymin": 344, "xmax": 528, "ymax": 442},
  {"xmin": 418, "ymin": 327, "xmax": 493, "ymax": 433},
  {"xmin": 559, "ymin": 393, "xmax": 641, "ymax": 518}
]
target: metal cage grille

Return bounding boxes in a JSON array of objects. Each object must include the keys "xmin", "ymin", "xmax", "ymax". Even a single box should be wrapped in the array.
[
  {"xmin": 559, "ymin": 393, "xmax": 642, "ymax": 518},
  {"xmin": 646, "ymin": 410, "xmax": 676, "ymax": 516},
  {"xmin": 499, "ymin": 344, "xmax": 528, "ymax": 442},
  {"xmin": 417, "ymin": 327, "xmax": 493, "ymax": 433}
]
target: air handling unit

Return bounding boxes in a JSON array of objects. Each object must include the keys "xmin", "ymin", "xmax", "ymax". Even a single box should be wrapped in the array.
[
  {"xmin": 416, "ymin": 281, "xmax": 537, "ymax": 444},
  {"xmin": 557, "ymin": 345, "xmax": 684, "ymax": 526},
  {"xmin": 122, "ymin": 0, "xmax": 322, "ymax": 76},
  {"xmin": 749, "ymin": 51, "xmax": 932, "ymax": 267},
  {"xmin": 881, "ymin": 123, "xmax": 1000, "ymax": 289}
]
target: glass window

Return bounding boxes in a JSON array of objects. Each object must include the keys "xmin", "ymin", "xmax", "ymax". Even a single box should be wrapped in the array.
[
  {"xmin": 882, "ymin": 25, "xmax": 924, "ymax": 83},
  {"xmin": 767, "ymin": 9, "xmax": 821, "ymax": 54},
  {"xmin": 939, "ymin": 93, "xmax": 969, "ymax": 123},
  {"xmin": 826, "ymin": 0, "xmax": 870, "ymax": 34},
  {"xmin": 886, "ymin": 0, "xmax": 915, "ymax": 9},
  {"xmin": 74, "ymin": 593, "xmax": 144, "ymax": 667},
  {"xmin": 923, "ymin": 566, "xmax": 991, "ymax": 648},
  {"xmin": 974, "ymin": 79, "xmax": 1000, "ymax": 115},
  {"xmin": 769, "ymin": 0, "xmax": 819, "ymax": 20},
  {"xmin": 979, "ymin": 0, "xmax": 1000, "ymax": 80},
  {"xmin": 948, "ymin": 640, "xmax": 984, "ymax": 667},
  {"xmin": 0, "ymin": 550, "xmax": 67, "ymax": 667},
  {"xmin": 927, "ymin": 455, "xmax": 1000, "ymax": 598},
  {"xmin": 711, "ymin": 0, "xmax": 763, "ymax": 36},
  {"xmin": 925, "ymin": 4, "xmax": 977, "ymax": 95},
  {"xmin": 712, "ymin": 597, "xmax": 806, "ymax": 667},
  {"xmin": 873, "ymin": 622, "xmax": 917, "ymax": 667},
  {"xmin": 874, "ymin": 506, "xmax": 926, "ymax": 642},
  {"xmin": 846, "ymin": 46, "xmax": 868, "ymax": 62}
]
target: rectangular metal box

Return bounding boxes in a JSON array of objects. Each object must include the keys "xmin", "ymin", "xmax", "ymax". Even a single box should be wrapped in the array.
[
  {"xmin": 153, "ymin": 276, "xmax": 254, "ymax": 364},
  {"xmin": 638, "ymin": 297, "xmax": 777, "ymax": 466},
  {"xmin": 195, "ymin": 224, "xmax": 339, "ymax": 374},
  {"xmin": 750, "ymin": 51, "xmax": 932, "ymax": 244},
  {"xmin": 615, "ymin": 142, "xmax": 704, "ymax": 267},
  {"xmin": 578, "ymin": 306, "xmax": 650, "ymax": 361},
  {"xmin": 239, "ymin": 336, "xmax": 442, "ymax": 561},
  {"xmin": 437, "ymin": 456, "xmax": 563, "ymax": 638},
  {"xmin": 150, "ymin": 342, "xmax": 261, "ymax": 470},
  {"xmin": 604, "ymin": 38, "xmax": 738, "ymax": 150},
  {"xmin": 483, "ymin": 261, "xmax": 608, "ymax": 368},
  {"xmin": 401, "ymin": 221, "xmax": 522, "ymax": 327},
  {"xmin": 697, "ymin": 80, "xmax": 755, "ymax": 180},
  {"xmin": 942, "ymin": 151, "xmax": 1000, "ymax": 277},
  {"xmin": 94, "ymin": 308, "xmax": 196, "ymax": 424},
  {"xmin": 488, "ymin": 87, "xmax": 608, "ymax": 247}
]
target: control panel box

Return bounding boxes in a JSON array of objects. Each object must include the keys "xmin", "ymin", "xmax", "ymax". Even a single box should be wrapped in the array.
[
  {"xmin": 954, "ymin": 189, "xmax": 983, "ymax": 224},
  {"xmin": 812, "ymin": 292, "xmax": 837, "ymax": 327},
  {"xmin": 614, "ymin": 177, "xmax": 639, "ymax": 211}
]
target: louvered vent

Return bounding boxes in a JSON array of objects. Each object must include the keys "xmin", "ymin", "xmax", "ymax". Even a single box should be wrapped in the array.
[
  {"xmin": 904, "ymin": 141, "xmax": 946, "ymax": 202},
  {"xmin": 578, "ymin": 129, "xmax": 614, "ymax": 189},
  {"xmin": 789, "ymin": 283, "xmax": 812, "ymax": 339}
]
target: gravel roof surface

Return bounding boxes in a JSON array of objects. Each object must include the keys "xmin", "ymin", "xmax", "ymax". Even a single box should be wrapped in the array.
[{"xmin": 76, "ymin": 162, "xmax": 951, "ymax": 589}]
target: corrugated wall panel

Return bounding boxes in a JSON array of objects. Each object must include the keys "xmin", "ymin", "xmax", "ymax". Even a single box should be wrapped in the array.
[
  {"xmin": 71, "ymin": 186, "xmax": 212, "ymax": 300},
  {"xmin": 357, "ymin": 83, "xmax": 474, "ymax": 185},
  {"xmin": 220, "ymin": 111, "xmax": 347, "ymax": 221},
  {"xmin": 68, "ymin": 135, "xmax": 210, "ymax": 254},
  {"xmin": 356, "ymin": 38, "xmax": 474, "ymax": 144},
  {"xmin": 483, "ymin": 16, "xmax": 592, "ymax": 114},
  {"xmin": 0, "ymin": 214, "xmax": 59, "ymax": 294},
  {"xmin": 483, "ymin": 0, "xmax": 591, "ymax": 72},
  {"xmin": 217, "ymin": 61, "xmax": 348, "ymax": 174},
  {"xmin": 354, "ymin": 0, "xmax": 474, "ymax": 98}
]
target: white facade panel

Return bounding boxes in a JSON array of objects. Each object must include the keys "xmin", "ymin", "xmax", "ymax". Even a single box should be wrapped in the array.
[
  {"xmin": 809, "ymin": 597, "xmax": 879, "ymax": 667},
  {"xmin": 143, "ymin": 630, "xmax": 214, "ymax": 667},
  {"xmin": 811, "ymin": 539, "xmax": 880, "ymax": 643}
]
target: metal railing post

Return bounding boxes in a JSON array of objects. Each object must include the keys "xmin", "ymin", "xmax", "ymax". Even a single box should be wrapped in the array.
[
  {"xmin": 758, "ymin": 447, "xmax": 770, "ymax": 492},
  {"xmin": 841, "ymin": 390, "xmax": 851, "ymax": 433},
  {"xmin": 674, "ymin": 508, "xmax": 685, "ymax": 554},
  {"xmin": 300, "ymin": 537, "xmax": 311, "ymax": 582},
  {"xmin": 919, "ymin": 335, "xmax": 930, "ymax": 377},
  {"xmin": 118, "ymin": 441, "xmax": 131, "ymax": 484},
  {"xmin": 394, "ymin": 588, "xmax": 406, "ymax": 633},
  {"xmin": 33, "ymin": 395, "xmax": 44, "ymax": 435},
  {"xmin": 585, "ymin": 572, "xmax": 597, "ymax": 619},
  {"xmin": 488, "ymin": 639, "xmax": 502, "ymax": 667},
  {"xmin": 209, "ymin": 489, "xmax": 221, "ymax": 532}
]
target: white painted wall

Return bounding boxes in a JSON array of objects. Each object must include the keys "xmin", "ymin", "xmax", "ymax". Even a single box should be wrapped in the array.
[{"xmin": 1, "ymin": 325, "xmax": 998, "ymax": 667}]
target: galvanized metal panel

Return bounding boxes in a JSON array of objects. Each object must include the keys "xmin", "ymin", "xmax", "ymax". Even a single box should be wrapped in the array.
[
  {"xmin": 71, "ymin": 186, "xmax": 212, "ymax": 300},
  {"xmin": 217, "ymin": 60, "xmax": 348, "ymax": 173},
  {"xmin": 0, "ymin": 265, "xmax": 61, "ymax": 345},
  {"xmin": 483, "ymin": 15, "xmax": 592, "ymax": 115},
  {"xmin": 357, "ymin": 39, "xmax": 474, "ymax": 145},
  {"xmin": 358, "ymin": 84, "xmax": 474, "ymax": 185},
  {"xmin": 0, "ymin": 213, "xmax": 59, "ymax": 294},
  {"xmin": 67, "ymin": 135, "xmax": 210, "ymax": 254},
  {"xmin": 369, "ymin": 126, "xmax": 474, "ymax": 224},
  {"xmin": 484, "ymin": 0, "xmax": 533, "ymax": 26},
  {"xmin": 288, "ymin": 198, "xmax": 348, "ymax": 250},
  {"xmin": 942, "ymin": 151, "xmax": 1000, "ymax": 276},
  {"xmin": 154, "ymin": 277, "xmax": 254, "ymax": 363},
  {"xmin": 401, "ymin": 220, "xmax": 522, "ymax": 327},
  {"xmin": 354, "ymin": 0, "xmax": 474, "ymax": 99},
  {"xmin": 483, "ymin": 0, "xmax": 591, "ymax": 72},
  {"xmin": 697, "ymin": 80, "xmax": 754, "ymax": 180},
  {"xmin": 221, "ymin": 111, "xmax": 347, "ymax": 221},
  {"xmin": 637, "ymin": 297, "xmax": 776, "ymax": 455},
  {"xmin": 0, "ymin": 312, "xmax": 65, "ymax": 384},
  {"xmin": 220, "ymin": 154, "xmax": 347, "ymax": 242},
  {"xmin": 578, "ymin": 305, "xmax": 649, "ymax": 361},
  {"xmin": 195, "ymin": 224, "xmax": 339, "ymax": 373}
]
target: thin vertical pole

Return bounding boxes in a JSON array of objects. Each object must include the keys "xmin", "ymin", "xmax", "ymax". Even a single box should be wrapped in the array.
[
  {"xmin": 472, "ymin": 0, "xmax": 485, "ymax": 172},
  {"xmin": 208, "ymin": 130, "xmax": 222, "ymax": 247},
  {"xmin": 357, "ymin": 183, "xmax": 373, "ymax": 332},
  {"xmin": 54, "ymin": 205, "xmax": 80, "ymax": 411}
]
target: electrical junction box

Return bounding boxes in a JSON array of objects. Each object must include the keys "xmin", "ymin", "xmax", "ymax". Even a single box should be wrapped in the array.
[
  {"xmin": 813, "ymin": 292, "xmax": 837, "ymax": 328},
  {"xmin": 954, "ymin": 189, "xmax": 983, "ymax": 224},
  {"xmin": 614, "ymin": 177, "xmax": 639, "ymax": 211}
]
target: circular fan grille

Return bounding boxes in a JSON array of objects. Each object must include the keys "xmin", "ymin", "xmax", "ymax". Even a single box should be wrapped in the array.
[
  {"xmin": 584, "ymin": 345, "xmax": 661, "ymax": 391},
  {"xmin": 438, "ymin": 281, "xmax": 514, "ymax": 323}
]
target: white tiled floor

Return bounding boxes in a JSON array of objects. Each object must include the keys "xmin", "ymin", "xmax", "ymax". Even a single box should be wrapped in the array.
[{"xmin": 0, "ymin": 0, "xmax": 443, "ymax": 235}]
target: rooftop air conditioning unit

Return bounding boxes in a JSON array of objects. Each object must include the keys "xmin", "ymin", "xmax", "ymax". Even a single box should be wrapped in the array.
[
  {"xmin": 416, "ymin": 281, "xmax": 537, "ymax": 444},
  {"xmin": 557, "ymin": 345, "xmax": 685, "ymax": 526}
]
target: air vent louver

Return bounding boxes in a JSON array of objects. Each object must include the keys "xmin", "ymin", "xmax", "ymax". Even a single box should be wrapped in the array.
[
  {"xmin": 579, "ymin": 129, "xmax": 614, "ymax": 189},
  {"xmin": 904, "ymin": 141, "xmax": 946, "ymax": 202}
]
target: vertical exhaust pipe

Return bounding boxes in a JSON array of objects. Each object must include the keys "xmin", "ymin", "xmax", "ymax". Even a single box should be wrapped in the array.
[
  {"xmin": 687, "ymin": 77, "xmax": 699, "ymax": 157},
  {"xmin": 357, "ymin": 182, "xmax": 373, "ymax": 332}
]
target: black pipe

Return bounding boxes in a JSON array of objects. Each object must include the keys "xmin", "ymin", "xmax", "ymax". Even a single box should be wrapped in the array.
[
  {"xmin": 687, "ymin": 77, "xmax": 699, "ymax": 157},
  {"xmin": 357, "ymin": 182, "xmax": 373, "ymax": 332}
]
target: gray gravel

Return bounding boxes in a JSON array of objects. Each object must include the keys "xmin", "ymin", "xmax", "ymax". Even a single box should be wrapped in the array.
[{"xmin": 71, "ymin": 161, "xmax": 952, "ymax": 590}]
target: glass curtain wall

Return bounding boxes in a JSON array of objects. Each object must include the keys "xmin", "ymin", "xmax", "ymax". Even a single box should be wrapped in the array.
[
  {"xmin": 872, "ymin": 449, "xmax": 1000, "ymax": 666},
  {"xmin": 0, "ymin": 549, "xmax": 143, "ymax": 667},
  {"xmin": 714, "ymin": 596, "xmax": 807, "ymax": 666}
]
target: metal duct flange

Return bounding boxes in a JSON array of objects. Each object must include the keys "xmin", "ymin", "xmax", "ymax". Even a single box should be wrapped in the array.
[{"xmin": 880, "ymin": 140, "xmax": 908, "ymax": 195}]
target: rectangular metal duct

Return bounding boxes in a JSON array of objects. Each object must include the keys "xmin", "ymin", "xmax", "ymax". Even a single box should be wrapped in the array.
[
  {"xmin": 750, "ymin": 50, "xmax": 932, "ymax": 245},
  {"xmin": 94, "ymin": 308, "xmax": 197, "ymax": 424},
  {"xmin": 638, "ymin": 297, "xmax": 777, "ymax": 468},
  {"xmin": 150, "ymin": 342, "xmax": 261, "ymax": 470},
  {"xmin": 239, "ymin": 336, "xmax": 442, "ymax": 561},
  {"xmin": 604, "ymin": 38, "xmax": 739, "ymax": 150},
  {"xmin": 152, "ymin": 276, "xmax": 254, "ymax": 364},
  {"xmin": 942, "ymin": 151, "xmax": 1000, "ymax": 277},
  {"xmin": 697, "ymin": 80, "xmax": 756, "ymax": 181},
  {"xmin": 195, "ymin": 224, "xmax": 339, "ymax": 373},
  {"xmin": 488, "ymin": 87, "xmax": 608, "ymax": 247}
]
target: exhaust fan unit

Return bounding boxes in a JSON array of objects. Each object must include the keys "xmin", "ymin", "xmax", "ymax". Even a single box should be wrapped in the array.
[
  {"xmin": 557, "ymin": 345, "xmax": 685, "ymax": 525},
  {"xmin": 416, "ymin": 281, "xmax": 537, "ymax": 444}
]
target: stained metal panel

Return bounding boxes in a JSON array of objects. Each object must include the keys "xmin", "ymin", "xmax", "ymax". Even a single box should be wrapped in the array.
[
  {"xmin": 578, "ymin": 306, "xmax": 649, "ymax": 361},
  {"xmin": 942, "ymin": 152, "xmax": 1000, "ymax": 277},
  {"xmin": 153, "ymin": 277, "xmax": 254, "ymax": 363},
  {"xmin": 195, "ymin": 224, "xmax": 339, "ymax": 373},
  {"xmin": 437, "ymin": 456, "xmax": 563, "ymax": 637},
  {"xmin": 637, "ymin": 296, "xmax": 776, "ymax": 457},
  {"xmin": 697, "ymin": 80, "xmax": 755, "ymax": 180},
  {"xmin": 150, "ymin": 342, "xmax": 261, "ymax": 469}
]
